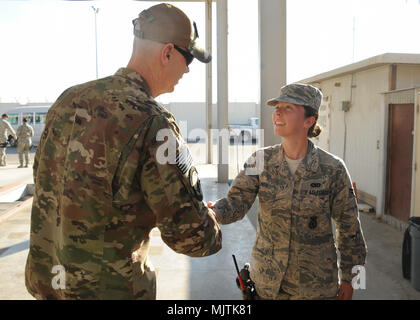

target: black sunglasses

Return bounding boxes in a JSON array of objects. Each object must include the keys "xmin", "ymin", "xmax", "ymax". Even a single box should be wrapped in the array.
[{"xmin": 174, "ymin": 45, "xmax": 194, "ymax": 66}]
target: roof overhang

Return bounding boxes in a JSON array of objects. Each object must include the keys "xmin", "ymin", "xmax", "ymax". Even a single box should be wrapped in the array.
[{"xmin": 300, "ymin": 53, "xmax": 420, "ymax": 84}]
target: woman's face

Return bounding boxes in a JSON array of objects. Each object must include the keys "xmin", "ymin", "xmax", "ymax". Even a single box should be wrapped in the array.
[{"xmin": 272, "ymin": 101, "xmax": 311, "ymax": 138}]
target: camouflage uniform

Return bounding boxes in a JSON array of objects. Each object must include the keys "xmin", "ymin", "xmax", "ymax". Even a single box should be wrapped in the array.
[
  {"xmin": 213, "ymin": 140, "xmax": 367, "ymax": 300},
  {"xmin": 16, "ymin": 122, "xmax": 34, "ymax": 167},
  {"xmin": 0, "ymin": 118, "xmax": 16, "ymax": 166},
  {"xmin": 25, "ymin": 67, "xmax": 222, "ymax": 300}
]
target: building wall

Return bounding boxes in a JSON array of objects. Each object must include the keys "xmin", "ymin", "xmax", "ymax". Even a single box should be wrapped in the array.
[
  {"xmin": 0, "ymin": 102, "xmax": 52, "ymax": 116},
  {"xmin": 396, "ymin": 65, "xmax": 420, "ymax": 90},
  {"xmin": 0, "ymin": 103, "xmax": 25, "ymax": 116},
  {"xmin": 310, "ymin": 65, "xmax": 390, "ymax": 211},
  {"xmin": 166, "ymin": 102, "xmax": 258, "ymax": 141}
]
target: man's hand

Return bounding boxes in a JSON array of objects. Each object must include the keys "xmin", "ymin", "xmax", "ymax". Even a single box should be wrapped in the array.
[
  {"xmin": 207, "ymin": 201, "xmax": 215, "ymax": 209},
  {"xmin": 338, "ymin": 282, "xmax": 353, "ymax": 300},
  {"xmin": 206, "ymin": 202, "xmax": 219, "ymax": 223}
]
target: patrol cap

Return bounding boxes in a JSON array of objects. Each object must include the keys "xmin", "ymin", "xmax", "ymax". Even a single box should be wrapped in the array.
[
  {"xmin": 132, "ymin": 3, "xmax": 211, "ymax": 64},
  {"xmin": 267, "ymin": 83, "xmax": 323, "ymax": 112}
]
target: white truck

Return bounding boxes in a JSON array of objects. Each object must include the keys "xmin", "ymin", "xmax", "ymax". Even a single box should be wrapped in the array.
[{"xmin": 228, "ymin": 117, "xmax": 259, "ymax": 144}]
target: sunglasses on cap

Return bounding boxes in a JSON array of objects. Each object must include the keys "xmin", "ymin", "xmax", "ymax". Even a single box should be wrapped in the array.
[
  {"xmin": 173, "ymin": 45, "xmax": 194, "ymax": 66},
  {"xmin": 172, "ymin": 22, "xmax": 198, "ymax": 66}
]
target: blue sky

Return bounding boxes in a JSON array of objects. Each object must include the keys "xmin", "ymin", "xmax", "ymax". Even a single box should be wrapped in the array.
[{"xmin": 0, "ymin": 0, "xmax": 420, "ymax": 104}]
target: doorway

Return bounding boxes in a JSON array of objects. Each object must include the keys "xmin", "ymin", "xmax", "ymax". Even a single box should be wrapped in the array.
[{"xmin": 385, "ymin": 103, "xmax": 414, "ymax": 223}]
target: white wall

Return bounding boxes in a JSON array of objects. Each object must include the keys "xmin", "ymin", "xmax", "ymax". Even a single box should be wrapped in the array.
[
  {"xmin": 311, "ymin": 65, "xmax": 390, "ymax": 210},
  {"xmin": 166, "ymin": 102, "xmax": 258, "ymax": 141},
  {"xmin": 396, "ymin": 65, "xmax": 420, "ymax": 90},
  {"xmin": 0, "ymin": 103, "xmax": 24, "ymax": 116},
  {"xmin": 0, "ymin": 102, "xmax": 52, "ymax": 116}
]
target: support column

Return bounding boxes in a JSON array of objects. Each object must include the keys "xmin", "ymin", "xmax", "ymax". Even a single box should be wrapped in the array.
[
  {"xmin": 205, "ymin": 0, "xmax": 213, "ymax": 164},
  {"xmin": 217, "ymin": 0, "xmax": 229, "ymax": 182},
  {"xmin": 258, "ymin": 0, "xmax": 286, "ymax": 147}
]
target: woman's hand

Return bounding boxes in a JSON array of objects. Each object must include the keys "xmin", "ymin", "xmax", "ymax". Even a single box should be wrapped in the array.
[{"xmin": 338, "ymin": 282, "xmax": 353, "ymax": 300}]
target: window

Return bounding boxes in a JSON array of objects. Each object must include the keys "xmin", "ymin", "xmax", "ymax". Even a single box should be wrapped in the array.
[
  {"xmin": 35, "ymin": 112, "xmax": 47, "ymax": 124},
  {"xmin": 23, "ymin": 113, "xmax": 34, "ymax": 124},
  {"xmin": 8, "ymin": 113, "xmax": 19, "ymax": 125}
]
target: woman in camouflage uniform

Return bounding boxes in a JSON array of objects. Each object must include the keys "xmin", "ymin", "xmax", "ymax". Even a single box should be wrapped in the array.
[{"xmin": 208, "ymin": 83, "xmax": 367, "ymax": 300}]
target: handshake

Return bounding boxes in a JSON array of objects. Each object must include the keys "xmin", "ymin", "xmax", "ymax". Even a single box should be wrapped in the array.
[{"xmin": 206, "ymin": 201, "xmax": 218, "ymax": 221}]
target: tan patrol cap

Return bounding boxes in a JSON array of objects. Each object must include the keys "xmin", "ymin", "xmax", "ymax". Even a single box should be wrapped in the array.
[{"xmin": 133, "ymin": 3, "xmax": 211, "ymax": 64}]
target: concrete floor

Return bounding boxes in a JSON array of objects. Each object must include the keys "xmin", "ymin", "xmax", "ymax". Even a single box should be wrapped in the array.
[{"xmin": 0, "ymin": 146, "xmax": 419, "ymax": 300}]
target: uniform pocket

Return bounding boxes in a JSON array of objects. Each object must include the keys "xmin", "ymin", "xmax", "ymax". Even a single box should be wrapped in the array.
[
  {"xmin": 253, "ymin": 236, "xmax": 274, "ymax": 256},
  {"xmin": 300, "ymin": 194, "xmax": 329, "ymax": 213},
  {"xmin": 251, "ymin": 236, "xmax": 281, "ymax": 299},
  {"xmin": 297, "ymin": 210, "xmax": 333, "ymax": 245},
  {"xmin": 298, "ymin": 244, "xmax": 339, "ymax": 298}
]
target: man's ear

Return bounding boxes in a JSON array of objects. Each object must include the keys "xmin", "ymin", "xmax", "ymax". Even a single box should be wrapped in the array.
[{"xmin": 161, "ymin": 43, "xmax": 174, "ymax": 66}]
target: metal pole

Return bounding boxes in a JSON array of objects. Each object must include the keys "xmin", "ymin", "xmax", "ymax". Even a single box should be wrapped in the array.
[
  {"xmin": 92, "ymin": 6, "xmax": 99, "ymax": 79},
  {"xmin": 217, "ymin": 0, "xmax": 228, "ymax": 183},
  {"xmin": 206, "ymin": 0, "xmax": 213, "ymax": 164}
]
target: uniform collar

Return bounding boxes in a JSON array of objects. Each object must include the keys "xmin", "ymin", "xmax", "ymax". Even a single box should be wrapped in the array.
[
  {"xmin": 114, "ymin": 67, "xmax": 153, "ymax": 97},
  {"xmin": 304, "ymin": 140, "xmax": 320, "ymax": 173},
  {"xmin": 276, "ymin": 139, "xmax": 320, "ymax": 176}
]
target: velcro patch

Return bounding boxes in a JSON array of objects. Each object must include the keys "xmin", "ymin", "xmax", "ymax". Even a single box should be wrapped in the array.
[{"xmin": 176, "ymin": 144, "xmax": 193, "ymax": 175}]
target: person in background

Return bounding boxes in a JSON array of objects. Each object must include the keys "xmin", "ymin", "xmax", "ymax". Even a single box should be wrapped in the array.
[
  {"xmin": 0, "ymin": 113, "xmax": 17, "ymax": 167},
  {"xmin": 16, "ymin": 117, "xmax": 34, "ymax": 168}
]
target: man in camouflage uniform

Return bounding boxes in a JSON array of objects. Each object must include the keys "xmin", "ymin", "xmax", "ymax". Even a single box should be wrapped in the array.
[
  {"xmin": 25, "ymin": 3, "xmax": 221, "ymax": 300},
  {"xmin": 0, "ymin": 113, "xmax": 17, "ymax": 166},
  {"xmin": 209, "ymin": 84, "xmax": 367, "ymax": 300},
  {"xmin": 16, "ymin": 118, "xmax": 34, "ymax": 168}
]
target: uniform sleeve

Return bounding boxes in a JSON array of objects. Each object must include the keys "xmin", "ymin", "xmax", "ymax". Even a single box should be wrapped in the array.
[
  {"xmin": 330, "ymin": 160, "xmax": 367, "ymax": 283},
  {"xmin": 33, "ymin": 107, "xmax": 56, "ymax": 184},
  {"xmin": 140, "ymin": 115, "xmax": 222, "ymax": 257},
  {"xmin": 6, "ymin": 121, "xmax": 16, "ymax": 136},
  {"xmin": 16, "ymin": 126, "xmax": 22, "ymax": 137},
  {"xmin": 213, "ymin": 152, "xmax": 260, "ymax": 225},
  {"xmin": 33, "ymin": 128, "xmax": 46, "ymax": 184},
  {"xmin": 30, "ymin": 126, "xmax": 34, "ymax": 137}
]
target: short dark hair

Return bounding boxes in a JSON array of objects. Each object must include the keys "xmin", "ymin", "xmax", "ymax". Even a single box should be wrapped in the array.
[
  {"xmin": 1, "ymin": 114, "xmax": 7, "ymax": 119},
  {"xmin": 303, "ymin": 106, "xmax": 322, "ymax": 138},
  {"xmin": 23, "ymin": 118, "xmax": 28, "ymax": 123}
]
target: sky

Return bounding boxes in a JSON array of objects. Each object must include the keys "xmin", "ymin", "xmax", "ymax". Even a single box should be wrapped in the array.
[{"xmin": 0, "ymin": 0, "xmax": 420, "ymax": 104}]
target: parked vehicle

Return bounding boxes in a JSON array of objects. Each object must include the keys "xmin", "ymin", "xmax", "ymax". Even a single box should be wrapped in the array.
[
  {"xmin": 228, "ymin": 117, "xmax": 259, "ymax": 144},
  {"xmin": 6, "ymin": 105, "xmax": 51, "ymax": 147}
]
